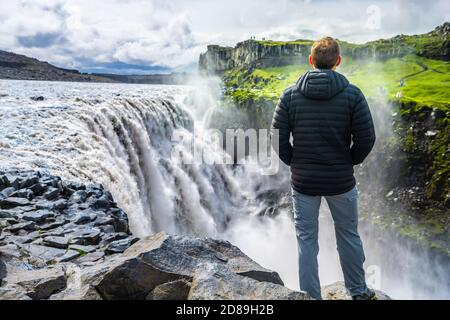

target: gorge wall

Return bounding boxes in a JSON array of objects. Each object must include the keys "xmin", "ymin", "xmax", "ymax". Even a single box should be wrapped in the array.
[{"xmin": 199, "ymin": 23, "xmax": 450, "ymax": 74}]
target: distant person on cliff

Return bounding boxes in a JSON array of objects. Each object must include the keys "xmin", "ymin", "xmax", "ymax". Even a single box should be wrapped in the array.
[{"xmin": 271, "ymin": 37, "xmax": 377, "ymax": 300}]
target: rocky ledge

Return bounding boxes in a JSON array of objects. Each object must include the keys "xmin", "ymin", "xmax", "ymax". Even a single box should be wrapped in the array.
[{"xmin": 0, "ymin": 170, "xmax": 390, "ymax": 300}]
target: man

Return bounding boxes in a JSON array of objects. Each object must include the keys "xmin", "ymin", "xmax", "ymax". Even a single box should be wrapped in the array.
[{"xmin": 271, "ymin": 37, "xmax": 376, "ymax": 300}]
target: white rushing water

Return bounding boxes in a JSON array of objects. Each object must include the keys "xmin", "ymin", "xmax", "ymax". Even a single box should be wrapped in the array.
[{"xmin": 0, "ymin": 79, "xmax": 448, "ymax": 299}]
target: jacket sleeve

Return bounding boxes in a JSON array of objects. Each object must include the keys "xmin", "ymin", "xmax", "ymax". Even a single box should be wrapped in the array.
[
  {"xmin": 350, "ymin": 93, "xmax": 376, "ymax": 165},
  {"xmin": 271, "ymin": 95, "xmax": 293, "ymax": 166}
]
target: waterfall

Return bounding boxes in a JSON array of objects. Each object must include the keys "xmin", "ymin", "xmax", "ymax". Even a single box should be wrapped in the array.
[{"xmin": 0, "ymin": 80, "xmax": 281, "ymax": 240}]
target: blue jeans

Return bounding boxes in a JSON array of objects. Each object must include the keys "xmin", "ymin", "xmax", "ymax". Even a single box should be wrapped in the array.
[{"xmin": 292, "ymin": 186, "xmax": 369, "ymax": 300}]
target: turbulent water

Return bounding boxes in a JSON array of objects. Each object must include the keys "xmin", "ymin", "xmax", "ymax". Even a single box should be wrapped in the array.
[{"xmin": 0, "ymin": 79, "xmax": 448, "ymax": 299}]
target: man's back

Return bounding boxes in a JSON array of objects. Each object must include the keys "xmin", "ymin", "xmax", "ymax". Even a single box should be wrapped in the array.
[
  {"xmin": 272, "ymin": 36, "xmax": 378, "ymax": 301},
  {"xmin": 272, "ymin": 69, "xmax": 376, "ymax": 196}
]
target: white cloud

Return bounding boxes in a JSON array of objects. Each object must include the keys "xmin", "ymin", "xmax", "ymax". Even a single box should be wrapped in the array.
[{"xmin": 0, "ymin": 0, "xmax": 448, "ymax": 72}]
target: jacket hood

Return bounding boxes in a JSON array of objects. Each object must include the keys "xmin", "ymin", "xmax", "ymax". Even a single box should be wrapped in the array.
[{"xmin": 297, "ymin": 69, "xmax": 349, "ymax": 100}]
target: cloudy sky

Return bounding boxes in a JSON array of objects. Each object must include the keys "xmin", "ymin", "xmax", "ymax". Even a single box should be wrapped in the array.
[{"xmin": 0, "ymin": 0, "xmax": 448, "ymax": 74}]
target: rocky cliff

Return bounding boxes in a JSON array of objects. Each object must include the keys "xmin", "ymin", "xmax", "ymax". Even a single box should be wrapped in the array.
[
  {"xmin": 199, "ymin": 23, "xmax": 450, "ymax": 74},
  {"xmin": 0, "ymin": 170, "xmax": 390, "ymax": 300}
]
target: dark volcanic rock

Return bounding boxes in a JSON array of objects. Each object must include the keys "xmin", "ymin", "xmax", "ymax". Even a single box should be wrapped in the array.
[
  {"xmin": 69, "ymin": 190, "xmax": 87, "ymax": 204},
  {"xmin": 21, "ymin": 244, "xmax": 66, "ymax": 264},
  {"xmin": 321, "ymin": 282, "xmax": 391, "ymax": 300},
  {"xmin": 43, "ymin": 187, "xmax": 59, "ymax": 200},
  {"xmin": 74, "ymin": 251, "xmax": 105, "ymax": 265},
  {"xmin": 105, "ymin": 237, "xmax": 139, "ymax": 255},
  {"xmin": 57, "ymin": 250, "xmax": 81, "ymax": 263},
  {"xmin": 0, "ymin": 170, "xmax": 135, "ymax": 265},
  {"xmin": 30, "ymin": 96, "xmax": 45, "ymax": 102},
  {"xmin": 93, "ymin": 195, "xmax": 111, "ymax": 209},
  {"xmin": 73, "ymin": 212, "xmax": 95, "ymax": 225},
  {"xmin": 82, "ymin": 232, "xmax": 283, "ymax": 300},
  {"xmin": 6, "ymin": 267, "xmax": 67, "ymax": 300},
  {"xmin": 52, "ymin": 199, "xmax": 68, "ymax": 211},
  {"xmin": 101, "ymin": 232, "xmax": 129, "ymax": 244},
  {"xmin": 2, "ymin": 169, "xmax": 393, "ymax": 301},
  {"xmin": 22, "ymin": 210, "xmax": 54, "ymax": 223},
  {"xmin": 2, "ymin": 174, "xmax": 20, "ymax": 189},
  {"xmin": 43, "ymin": 236, "xmax": 69, "ymax": 249},
  {"xmin": 188, "ymin": 264, "xmax": 310, "ymax": 300},
  {"xmin": 6, "ymin": 221, "xmax": 36, "ymax": 233},
  {"xmin": 10, "ymin": 189, "xmax": 33, "ymax": 200},
  {"xmin": 0, "ymin": 197, "xmax": 31, "ymax": 209},
  {"xmin": 0, "ymin": 187, "xmax": 16, "ymax": 199},
  {"xmin": 29, "ymin": 183, "xmax": 47, "ymax": 196},
  {"xmin": 19, "ymin": 175, "xmax": 39, "ymax": 189},
  {"xmin": 71, "ymin": 227, "xmax": 102, "ymax": 245}
]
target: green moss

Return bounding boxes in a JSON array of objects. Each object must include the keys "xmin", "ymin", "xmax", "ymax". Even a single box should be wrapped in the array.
[
  {"xmin": 360, "ymin": 208, "xmax": 449, "ymax": 256},
  {"xmin": 402, "ymin": 127, "xmax": 416, "ymax": 153},
  {"xmin": 425, "ymin": 124, "xmax": 450, "ymax": 200},
  {"xmin": 223, "ymin": 55, "xmax": 450, "ymax": 112}
]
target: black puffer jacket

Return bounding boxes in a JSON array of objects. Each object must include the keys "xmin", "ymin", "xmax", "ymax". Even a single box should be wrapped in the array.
[{"xmin": 271, "ymin": 69, "xmax": 376, "ymax": 196}]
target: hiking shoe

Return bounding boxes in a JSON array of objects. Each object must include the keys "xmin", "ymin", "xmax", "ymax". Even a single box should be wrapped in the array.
[{"xmin": 352, "ymin": 289, "xmax": 378, "ymax": 300}]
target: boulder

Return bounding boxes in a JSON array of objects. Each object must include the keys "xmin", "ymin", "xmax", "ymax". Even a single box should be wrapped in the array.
[
  {"xmin": 1, "ymin": 187, "xmax": 18, "ymax": 199},
  {"xmin": 2, "ymin": 174, "xmax": 20, "ymax": 189},
  {"xmin": 43, "ymin": 187, "xmax": 59, "ymax": 201},
  {"xmin": 74, "ymin": 251, "xmax": 105, "ymax": 264},
  {"xmin": 73, "ymin": 212, "xmax": 95, "ymax": 225},
  {"xmin": 109, "ymin": 208, "xmax": 129, "ymax": 233},
  {"xmin": 105, "ymin": 237, "xmax": 139, "ymax": 255},
  {"xmin": 70, "ymin": 227, "xmax": 101, "ymax": 245},
  {"xmin": 34, "ymin": 200, "xmax": 55, "ymax": 210},
  {"xmin": 188, "ymin": 264, "xmax": 310, "ymax": 300},
  {"xmin": 321, "ymin": 282, "xmax": 391, "ymax": 300},
  {"xmin": 29, "ymin": 183, "xmax": 47, "ymax": 196},
  {"xmin": 93, "ymin": 195, "xmax": 111, "ymax": 209},
  {"xmin": 22, "ymin": 210, "xmax": 54, "ymax": 223},
  {"xmin": 93, "ymin": 216, "xmax": 114, "ymax": 227},
  {"xmin": 0, "ymin": 197, "xmax": 31, "ymax": 209},
  {"xmin": 19, "ymin": 175, "xmax": 39, "ymax": 189},
  {"xmin": 43, "ymin": 236, "xmax": 70, "ymax": 249},
  {"xmin": 10, "ymin": 189, "xmax": 34, "ymax": 200},
  {"xmin": 52, "ymin": 199, "xmax": 68, "ymax": 211},
  {"xmin": 21, "ymin": 244, "xmax": 66, "ymax": 264},
  {"xmin": 6, "ymin": 221, "xmax": 36, "ymax": 233},
  {"xmin": 39, "ymin": 219, "xmax": 67, "ymax": 231},
  {"xmin": 101, "ymin": 232, "xmax": 129, "ymax": 244},
  {"xmin": 0, "ymin": 210, "xmax": 15, "ymax": 219},
  {"xmin": 5, "ymin": 266, "xmax": 66, "ymax": 300},
  {"xmin": 69, "ymin": 190, "xmax": 87, "ymax": 204},
  {"xmin": 81, "ymin": 232, "xmax": 284, "ymax": 300}
]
